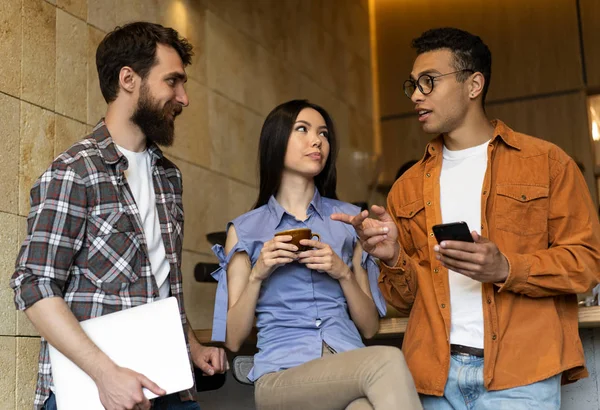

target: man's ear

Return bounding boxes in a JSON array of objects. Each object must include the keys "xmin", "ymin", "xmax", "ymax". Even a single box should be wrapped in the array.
[
  {"xmin": 468, "ymin": 72, "xmax": 485, "ymax": 100},
  {"xmin": 119, "ymin": 66, "xmax": 137, "ymax": 94}
]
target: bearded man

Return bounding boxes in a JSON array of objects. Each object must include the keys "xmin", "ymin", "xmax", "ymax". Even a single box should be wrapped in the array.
[{"xmin": 11, "ymin": 22, "xmax": 227, "ymax": 410}]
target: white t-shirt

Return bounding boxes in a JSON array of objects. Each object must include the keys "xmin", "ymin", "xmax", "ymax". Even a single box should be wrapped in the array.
[
  {"xmin": 440, "ymin": 140, "xmax": 489, "ymax": 349},
  {"xmin": 116, "ymin": 144, "xmax": 171, "ymax": 299}
]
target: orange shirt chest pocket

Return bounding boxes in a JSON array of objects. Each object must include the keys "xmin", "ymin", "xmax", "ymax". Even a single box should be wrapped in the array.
[{"xmin": 494, "ymin": 184, "xmax": 549, "ymax": 239}]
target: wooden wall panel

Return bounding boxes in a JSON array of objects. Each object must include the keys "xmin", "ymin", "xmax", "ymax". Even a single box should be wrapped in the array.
[
  {"xmin": 380, "ymin": 115, "xmax": 427, "ymax": 183},
  {"xmin": 581, "ymin": 0, "xmax": 600, "ymax": 88},
  {"xmin": 376, "ymin": 0, "xmax": 583, "ymax": 118}
]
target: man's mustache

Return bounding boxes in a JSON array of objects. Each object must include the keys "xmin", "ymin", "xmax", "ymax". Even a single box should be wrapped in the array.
[{"xmin": 166, "ymin": 103, "xmax": 183, "ymax": 118}]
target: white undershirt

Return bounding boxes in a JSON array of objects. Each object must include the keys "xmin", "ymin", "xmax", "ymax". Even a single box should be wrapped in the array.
[
  {"xmin": 440, "ymin": 140, "xmax": 489, "ymax": 349},
  {"xmin": 116, "ymin": 144, "xmax": 171, "ymax": 299}
]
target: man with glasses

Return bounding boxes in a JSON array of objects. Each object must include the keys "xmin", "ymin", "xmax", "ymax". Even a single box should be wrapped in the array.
[{"xmin": 333, "ymin": 27, "xmax": 600, "ymax": 409}]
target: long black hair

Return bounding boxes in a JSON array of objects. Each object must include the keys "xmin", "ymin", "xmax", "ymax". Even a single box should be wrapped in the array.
[{"xmin": 253, "ymin": 100, "xmax": 338, "ymax": 209}]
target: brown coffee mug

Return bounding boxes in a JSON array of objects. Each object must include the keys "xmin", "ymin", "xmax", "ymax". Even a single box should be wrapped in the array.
[{"xmin": 274, "ymin": 228, "xmax": 321, "ymax": 251}]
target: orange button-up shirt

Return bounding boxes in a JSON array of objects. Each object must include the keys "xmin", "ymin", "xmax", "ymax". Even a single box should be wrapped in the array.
[{"xmin": 380, "ymin": 120, "xmax": 600, "ymax": 396}]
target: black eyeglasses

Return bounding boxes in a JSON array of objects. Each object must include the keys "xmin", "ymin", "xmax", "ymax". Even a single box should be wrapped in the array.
[{"xmin": 403, "ymin": 69, "xmax": 474, "ymax": 98}]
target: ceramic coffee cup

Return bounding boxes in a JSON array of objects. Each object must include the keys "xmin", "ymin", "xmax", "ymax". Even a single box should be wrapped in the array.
[{"xmin": 274, "ymin": 228, "xmax": 321, "ymax": 251}]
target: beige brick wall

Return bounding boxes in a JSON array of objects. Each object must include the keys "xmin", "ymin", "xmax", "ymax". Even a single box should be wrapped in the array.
[{"xmin": 0, "ymin": 0, "xmax": 374, "ymax": 407}]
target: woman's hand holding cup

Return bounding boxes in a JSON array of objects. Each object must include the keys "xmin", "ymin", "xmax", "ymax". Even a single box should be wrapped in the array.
[
  {"xmin": 250, "ymin": 235, "xmax": 299, "ymax": 282},
  {"xmin": 297, "ymin": 240, "xmax": 351, "ymax": 281}
]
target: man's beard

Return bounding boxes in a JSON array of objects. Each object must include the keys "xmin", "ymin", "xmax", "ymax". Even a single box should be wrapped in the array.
[{"xmin": 130, "ymin": 83, "xmax": 182, "ymax": 147}]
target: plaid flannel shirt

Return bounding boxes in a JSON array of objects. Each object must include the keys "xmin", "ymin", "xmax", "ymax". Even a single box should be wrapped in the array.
[{"xmin": 11, "ymin": 121, "xmax": 195, "ymax": 408}]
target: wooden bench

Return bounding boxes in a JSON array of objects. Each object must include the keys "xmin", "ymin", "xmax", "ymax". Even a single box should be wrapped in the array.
[{"xmin": 194, "ymin": 306, "xmax": 600, "ymax": 344}]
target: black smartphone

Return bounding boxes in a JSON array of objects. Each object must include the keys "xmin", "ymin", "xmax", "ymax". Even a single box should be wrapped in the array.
[{"xmin": 432, "ymin": 221, "xmax": 474, "ymax": 243}]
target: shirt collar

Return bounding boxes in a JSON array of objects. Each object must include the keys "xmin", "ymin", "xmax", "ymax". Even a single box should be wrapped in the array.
[
  {"xmin": 420, "ymin": 119, "xmax": 521, "ymax": 163},
  {"xmin": 92, "ymin": 119, "xmax": 164, "ymax": 167},
  {"xmin": 308, "ymin": 189, "xmax": 324, "ymax": 220},
  {"xmin": 490, "ymin": 119, "xmax": 521, "ymax": 150},
  {"xmin": 267, "ymin": 188, "xmax": 325, "ymax": 225},
  {"xmin": 267, "ymin": 195, "xmax": 286, "ymax": 224}
]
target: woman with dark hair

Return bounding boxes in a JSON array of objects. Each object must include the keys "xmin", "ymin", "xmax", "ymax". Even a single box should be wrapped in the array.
[{"xmin": 211, "ymin": 100, "xmax": 421, "ymax": 410}]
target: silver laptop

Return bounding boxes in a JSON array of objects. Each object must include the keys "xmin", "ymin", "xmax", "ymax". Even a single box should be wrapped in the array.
[{"xmin": 49, "ymin": 297, "xmax": 194, "ymax": 410}]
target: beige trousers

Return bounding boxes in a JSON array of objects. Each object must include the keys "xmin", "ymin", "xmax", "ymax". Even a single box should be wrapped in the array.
[{"xmin": 254, "ymin": 344, "xmax": 422, "ymax": 410}]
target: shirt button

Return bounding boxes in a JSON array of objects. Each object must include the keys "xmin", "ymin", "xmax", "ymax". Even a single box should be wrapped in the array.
[
  {"xmin": 481, "ymin": 224, "xmax": 484, "ymax": 230},
  {"xmin": 429, "ymin": 232, "xmax": 434, "ymax": 237},
  {"xmin": 521, "ymin": 194, "xmax": 527, "ymax": 200},
  {"xmin": 402, "ymin": 260, "xmax": 407, "ymax": 265},
  {"xmin": 441, "ymin": 304, "xmax": 446, "ymax": 308},
  {"xmin": 433, "ymin": 268, "xmax": 439, "ymax": 273},
  {"xmin": 426, "ymin": 201, "xmax": 432, "ymax": 206},
  {"xmin": 431, "ymin": 147, "xmax": 436, "ymax": 151},
  {"xmin": 426, "ymin": 173, "xmax": 431, "ymax": 177},
  {"xmin": 482, "ymin": 190, "xmax": 487, "ymax": 195},
  {"xmin": 487, "ymin": 298, "xmax": 492, "ymax": 304},
  {"xmin": 315, "ymin": 318, "xmax": 322, "ymax": 327},
  {"xmin": 492, "ymin": 334, "xmax": 497, "ymax": 341}
]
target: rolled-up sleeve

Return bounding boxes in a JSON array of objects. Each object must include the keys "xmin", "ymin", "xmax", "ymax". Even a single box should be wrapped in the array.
[
  {"xmin": 211, "ymin": 241, "xmax": 248, "ymax": 342},
  {"xmin": 10, "ymin": 164, "xmax": 87, "ymax": 310}
]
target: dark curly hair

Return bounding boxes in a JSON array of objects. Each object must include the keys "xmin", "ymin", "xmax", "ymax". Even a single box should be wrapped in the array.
[
  {"xmin": 412, "ymin": 28, "xmax": 492, "ymax": 105},
  {"xmin": 96, "ymin": 21, "xmax": 193, "ymax": 103}
]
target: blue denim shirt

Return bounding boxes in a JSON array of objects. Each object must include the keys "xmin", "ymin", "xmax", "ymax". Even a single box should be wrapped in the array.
[{"xmin": 211, "ymin": 190, "xmax": 386, "ymax": 381}]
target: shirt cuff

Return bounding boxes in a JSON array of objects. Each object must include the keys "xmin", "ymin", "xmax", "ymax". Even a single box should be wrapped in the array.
[
  {"xmin": 380, "ymin": 245, "xmax": 407, "ymax": 274},
  {"xmin": 497, "ymin": 252, "xmax": 531, "ymax": 293},
  {"xmin": 12, "ymin": 275, "xmax": 64, "ymax": 311}
]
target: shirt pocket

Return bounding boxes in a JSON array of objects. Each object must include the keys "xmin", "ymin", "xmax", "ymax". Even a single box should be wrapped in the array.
[
  {"xmin": 395, "ymin": 199, "xmax": 428, "ymax": 253},
  {"xmin": 86, "ymin": 211, "xmax": 141, "ymax": 293},
  {"xmin": 495, "ymin": 184, "xmax": 549, "ymax": 235}
]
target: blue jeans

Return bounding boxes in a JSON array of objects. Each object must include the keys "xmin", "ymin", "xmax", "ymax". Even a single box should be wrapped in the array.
[
  {"xmin": 420, "ymin": 354, "xmax": 561, "ymax": 410},
  {"xmin": 42, "ymin": 391, "xmax": 201, "ymax": 410}
]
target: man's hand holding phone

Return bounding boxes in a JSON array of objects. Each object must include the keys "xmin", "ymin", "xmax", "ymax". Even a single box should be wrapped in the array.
[{"xmin": 433, "ymin": 222, "xmax": 509, "ymax": 283}]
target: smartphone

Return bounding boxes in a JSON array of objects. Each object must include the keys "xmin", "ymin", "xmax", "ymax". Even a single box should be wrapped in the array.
[{"xmin": 432, "ymin": 221, "xmax": 474, "ymax": 243}]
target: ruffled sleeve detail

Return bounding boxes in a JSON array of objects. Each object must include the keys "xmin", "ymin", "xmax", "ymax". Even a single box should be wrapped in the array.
[
  {"xmin": 361, "ymin": 251, "xmax": 387, "ymax": 317},
  {"xmin": 210, "ymin": 241, "xmax": 247, "ymax": 342}
]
